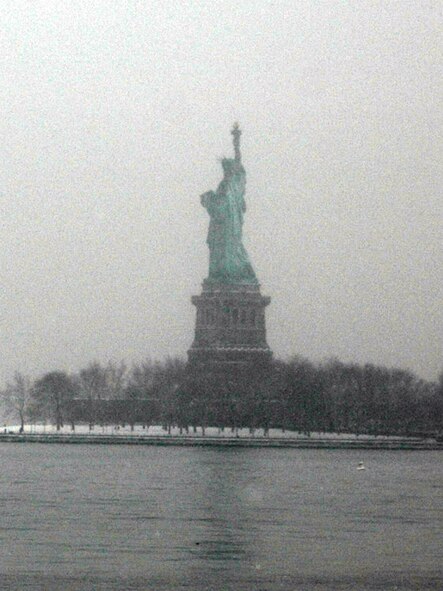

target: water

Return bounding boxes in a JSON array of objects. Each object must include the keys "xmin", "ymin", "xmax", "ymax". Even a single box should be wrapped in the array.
[{"xmin": 0, "ymin": 444, "xmax": 441, "ymax": 590}]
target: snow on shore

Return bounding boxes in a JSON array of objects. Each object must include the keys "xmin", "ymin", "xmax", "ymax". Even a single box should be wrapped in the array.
[{"xmin": 1, "ymin": 423, "xmax": 406, "ymax": 440}]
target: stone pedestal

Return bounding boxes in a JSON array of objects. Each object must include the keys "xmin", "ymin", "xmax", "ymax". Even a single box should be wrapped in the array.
[{"xmin": 188, "ymin": 281, "xmax": 272, "ymax": 371}]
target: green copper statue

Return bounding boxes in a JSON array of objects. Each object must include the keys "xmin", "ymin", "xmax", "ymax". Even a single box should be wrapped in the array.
[{"xmin": 201, "ymin": 124, "xmax": 258, "ymax": 285}]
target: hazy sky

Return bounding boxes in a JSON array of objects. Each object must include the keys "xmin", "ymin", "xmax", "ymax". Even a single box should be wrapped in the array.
[{"xmin": 1, "ymin": 0, "xmax": 442, "ymax": 384}]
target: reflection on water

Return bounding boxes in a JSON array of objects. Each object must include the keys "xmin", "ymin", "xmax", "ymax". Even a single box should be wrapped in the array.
[{"xmin": 0, "ymin": 444, "xmax": 441, "ymax": 590}]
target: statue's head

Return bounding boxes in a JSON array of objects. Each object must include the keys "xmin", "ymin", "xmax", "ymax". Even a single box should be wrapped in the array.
[
  {"xmin": 221, "ymin": 157, "xmax": 244, "ymax": 177},
  {"xmin": 221, "ymin": 157, "xmax": 235, "ymax": 173}
]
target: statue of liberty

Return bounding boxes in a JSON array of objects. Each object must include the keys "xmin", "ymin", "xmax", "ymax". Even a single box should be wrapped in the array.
[{"xmin": 200, "ymin": 124, "xmax": 258, "ymax": 285}]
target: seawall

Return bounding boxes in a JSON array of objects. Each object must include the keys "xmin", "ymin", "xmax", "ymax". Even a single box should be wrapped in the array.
[{"xmin": 0, "ymin": 433, "xmax": 441, "ymax": 450}]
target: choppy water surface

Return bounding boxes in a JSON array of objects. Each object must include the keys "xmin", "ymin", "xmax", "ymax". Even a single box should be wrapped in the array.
[{"xmin": 0, "ymin": 444, "xmax": 441, "ymax": 590}]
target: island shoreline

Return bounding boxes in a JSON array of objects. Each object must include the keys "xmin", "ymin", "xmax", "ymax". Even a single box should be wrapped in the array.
[{"xmin": 0, "ymin": 433, "xmax": 441, "ymax": 450}]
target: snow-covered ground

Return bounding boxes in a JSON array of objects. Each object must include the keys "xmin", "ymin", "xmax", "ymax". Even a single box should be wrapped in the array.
[{"xmin": 1, "ymin": 423, "xmax": 405, "ymax": 439}]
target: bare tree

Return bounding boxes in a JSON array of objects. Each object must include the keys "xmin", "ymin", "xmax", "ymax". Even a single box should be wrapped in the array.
[
  {"xmin": 126, "ymin": 360, "xmax": 157, "ymax": 430},
  {"xmin": 76, "ymin": 362, "xmax": 108, "ymax": 429},
  {"xmin": 1, "ymin": 372, "xmax": 32, "ymax": 432},
  {"xmin": 32, "ymin": 371, "xmax": 76, "ymax": 431},
  {"xmin": 105, "ymin": 360, "xmax": 128, "ymax": 400}
]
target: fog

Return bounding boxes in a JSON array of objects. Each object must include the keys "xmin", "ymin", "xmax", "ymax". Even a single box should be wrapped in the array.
[{"xmin": 1, "ymin": 0, "xmax": 441, "ymax": 383}]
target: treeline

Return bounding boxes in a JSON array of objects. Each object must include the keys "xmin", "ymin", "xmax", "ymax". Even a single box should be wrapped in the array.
[{"xmin": 1, "ymin": 357, "xmax": 442, "ymax": 437}]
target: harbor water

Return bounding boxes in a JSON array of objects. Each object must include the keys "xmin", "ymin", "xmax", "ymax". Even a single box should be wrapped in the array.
[{"xmin": 0, "ymin": 444, "xmax": 441, "ymax": 590}]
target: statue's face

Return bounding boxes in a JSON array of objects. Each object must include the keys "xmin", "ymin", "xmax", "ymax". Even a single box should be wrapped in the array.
[{"xmin": 222, "ymin": 158, "xmax": 235, "ymax": 176}]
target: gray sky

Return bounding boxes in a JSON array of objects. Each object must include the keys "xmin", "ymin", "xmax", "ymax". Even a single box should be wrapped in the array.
[{"xmin": 1, "ymin": 0, "xmax": 442, "ymax": 383}]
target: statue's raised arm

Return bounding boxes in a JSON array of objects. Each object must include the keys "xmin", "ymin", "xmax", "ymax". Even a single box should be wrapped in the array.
[
  {"xmin": 200, "ymin": 124, "xmax": 257, "ymax": 286},
  {"xmin": 232, "ymin": 122, "xmax": 242, "ymax": 164}
]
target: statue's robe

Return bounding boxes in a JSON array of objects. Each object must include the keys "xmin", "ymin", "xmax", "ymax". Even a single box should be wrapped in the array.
[{"xmin": 203, "ymin": 166, "xmax": 257, "ymax": 284}]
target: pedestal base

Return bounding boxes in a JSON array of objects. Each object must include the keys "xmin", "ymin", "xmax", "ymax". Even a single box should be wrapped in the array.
[{"xmin": 188, "ymin": 282, "xmax": 272, "ymax": 371}]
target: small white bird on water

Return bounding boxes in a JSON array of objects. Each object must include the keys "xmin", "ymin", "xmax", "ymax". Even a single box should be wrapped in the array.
[{"xmin": 357, "ymin": 461, "xmax": 366, "ymax": 471}]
